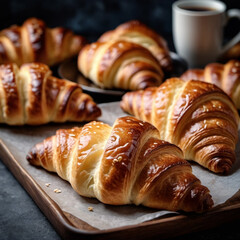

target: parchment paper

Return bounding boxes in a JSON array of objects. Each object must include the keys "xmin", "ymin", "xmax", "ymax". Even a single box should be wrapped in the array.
[{"xmin": 0, "ymin": 102, "xmax": 239, "ymax": 230}]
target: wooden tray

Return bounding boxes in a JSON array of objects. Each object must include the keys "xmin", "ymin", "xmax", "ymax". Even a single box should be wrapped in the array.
[{"xmin": 1, "ymin": 103, "xmax": 240, "ymax": 240}]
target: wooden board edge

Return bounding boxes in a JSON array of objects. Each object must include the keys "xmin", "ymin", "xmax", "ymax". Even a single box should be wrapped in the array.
[{"xmin": 1, "ymin": 138, "xmax": 240, "ymax": 240}]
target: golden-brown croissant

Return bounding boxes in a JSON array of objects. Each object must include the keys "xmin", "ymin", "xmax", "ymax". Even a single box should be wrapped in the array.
[
  {"xmin": 0, "ymin": 18, "xmax": 87, "ymax": 66},
  {"xmin": 0, "ymin": 62, "xmax": 101, "ymax": 125},
  {"xmin": 181, "ymin": 60, "xmax": 240, "ymax": 109},
  {"xmin": 98, "ymin": 20, "xmax": 172, "ymax": 72},
  {"xmin": 121, "ymin": 78, "xmax": 239, "ymax": 174},
  {"xmin": 78, "ymin": 40, "xmax": 163, "ymax": 90},
  {"xmin": 27, "ymin": 116, "xmax": 213, "ymax": 212}
]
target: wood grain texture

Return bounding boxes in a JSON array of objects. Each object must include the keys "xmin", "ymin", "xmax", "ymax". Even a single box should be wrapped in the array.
[{"xmin": 1, "ymin": 139, "xmax": 240, "ymax": 240}]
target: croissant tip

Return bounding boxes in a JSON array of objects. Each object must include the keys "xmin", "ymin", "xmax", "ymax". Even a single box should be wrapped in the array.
[
  {"xmin": 183, "ymin": 185, "xmax": 214, "ymax": 213},
  {"xmin": 88, "ymin": 103, "xmax": 102, "ymax": 119},
  {"xmin": 201, "ymin": 193, "xmax": 214, "ymax": 212},
  {"xmin": 26, "ymin": 147, "xmax": 39, "ymax": 166},
  {"xmin": 212, "ymin": 158, "xmax": 234, "ymax": 174}
]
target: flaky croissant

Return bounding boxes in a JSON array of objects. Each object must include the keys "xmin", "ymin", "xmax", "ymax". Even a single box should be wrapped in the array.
[
  {"xmin": 98, "ymin": 20, "xmax": 172, "ymax": 72},
  {"xmin": 0, "ymin": 63, "xmax": 101, "ymax": 125},
  {"xmin": 121, "ymin": 78, "xmax": 239, "ymax": 174},
  {"xmin": 181, "ymin": 60, "xmax": 240, "ymax": 109},
  {"xmin": 78, "ymin": 40, "xmax": 163, "ymax": 90},
  {"xmin": 27, "ymin": 116, "xmax": 213, "ymax": 212},
  {"xmin": 0, "ymin": 18, "xmax": 87, "ymax": 66}
]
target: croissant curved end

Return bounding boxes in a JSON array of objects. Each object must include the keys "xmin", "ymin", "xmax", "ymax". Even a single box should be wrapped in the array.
[
  {"xmin": 211, "ymin": 157, "xmax": 234, "ymax": 174},
  {"xmin": 189, "ymin": 186, "xmax": 214, "ymax": 213},
  {"xmin": 86, "ymin": 100, "xmax": 102, "ymax": 119},
  {"xmin": 26, "ymin": 146, "xmax": 40, "ymax": 166}
]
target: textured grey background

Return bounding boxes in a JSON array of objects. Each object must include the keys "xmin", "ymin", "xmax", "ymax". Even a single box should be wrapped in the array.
[{"xmin": 0, "ymin": 0, "xmax": 239, "ymax": 46}]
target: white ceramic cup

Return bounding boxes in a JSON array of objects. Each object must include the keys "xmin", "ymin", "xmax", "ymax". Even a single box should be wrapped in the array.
[{"xmin": 173, "ymin": 0, "xmax": 240, "ymax": 68}]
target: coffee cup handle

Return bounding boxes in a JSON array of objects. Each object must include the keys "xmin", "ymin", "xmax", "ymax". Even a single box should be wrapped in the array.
[{"xmin": 220, "ymin": 8, "xmax": 240, "ymax": 55}]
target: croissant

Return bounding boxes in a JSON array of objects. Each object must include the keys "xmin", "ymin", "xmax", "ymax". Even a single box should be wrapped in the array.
[
  {"xmin": 78, "ymin": 40, "xmax": 163, "ymax": 90},
  {"xmin": 121, "ymin": 78, "xmax": 239, "ymax": 174},
  {"xmin": 0, "ymin": 18, "xmax": 87, "ymax": 66},
  {"xmin": 219, "ymin": 42, "xmax": 240, "ymax": 61},
  {"xmin": 98, "ymin": 20, "xmax": 172, "ymax": 72},
  {"xmin": 0, "ymin": 62, "xmax": 101, "ymax": 125},
  {"xmin": 27, "ymin": 116, "xmax": 213, "ymax": 212},
  {"xmin": 181, "ymin": 60, "xmax": 240, "ymax": 109}
]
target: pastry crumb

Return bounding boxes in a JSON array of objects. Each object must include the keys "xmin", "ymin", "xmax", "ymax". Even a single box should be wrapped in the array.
[
  {"xmin": 54, "ymin": 188, "xmax": 62, "ymax": 193},
  {"xmin": 88, "ymin": 206, "xmax": 94, "ymax": 212},
  {"xmin": 45, "ymin": 183, "xmax": 51, "ymax": 187}
]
